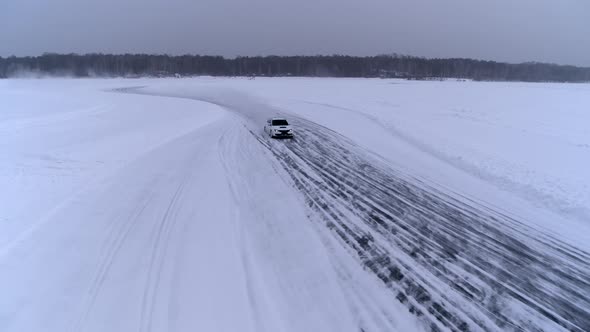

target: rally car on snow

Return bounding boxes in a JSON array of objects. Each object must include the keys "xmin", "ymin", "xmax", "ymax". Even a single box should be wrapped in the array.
[{"xmin": 265, "ymin": 118, "xmax": 294, "ymax": 138}]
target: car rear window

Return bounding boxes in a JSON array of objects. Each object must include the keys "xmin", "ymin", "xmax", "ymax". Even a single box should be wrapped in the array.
[{"xmin": 272, "ymin": 119, "xmax": 289, "ymax": 126}]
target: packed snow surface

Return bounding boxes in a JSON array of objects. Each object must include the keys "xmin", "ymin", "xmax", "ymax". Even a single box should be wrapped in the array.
[{"xmin": 1, "ymin": 78, "xmax": 589, "ymax": 332}]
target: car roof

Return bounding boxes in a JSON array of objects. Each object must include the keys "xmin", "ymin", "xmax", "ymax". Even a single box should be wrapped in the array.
[{"xmin": 269, "ymin": 117, "xmax": 287, "ymax": 121}]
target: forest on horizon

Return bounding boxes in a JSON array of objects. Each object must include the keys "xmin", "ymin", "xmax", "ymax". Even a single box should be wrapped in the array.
[{"xmin": 1, "ymin": 53, "xmax": 589, "ymax": 82}]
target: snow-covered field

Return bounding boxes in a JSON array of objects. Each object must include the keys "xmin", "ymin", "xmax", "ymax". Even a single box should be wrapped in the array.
[{"xmin": 1, "ymin": 77, "xmax": 589, "ymax": 332}]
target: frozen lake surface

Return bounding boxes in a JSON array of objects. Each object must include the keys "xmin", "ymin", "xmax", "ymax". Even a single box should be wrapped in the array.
[{"xmin": 1, "ymin": 78, "xmax": 589, "ymax": 332}]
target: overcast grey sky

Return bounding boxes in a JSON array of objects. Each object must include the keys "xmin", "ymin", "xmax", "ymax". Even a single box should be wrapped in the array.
[{"xmin": 1, "ymin": 0, "xmax": 589, "ymax": 66}]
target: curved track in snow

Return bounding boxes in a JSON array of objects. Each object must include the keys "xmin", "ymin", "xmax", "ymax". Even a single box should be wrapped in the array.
[
  {"xmin": 8, "ymin": 81, "xmax": 589, "ymax": 332},
  {"xmin": 260, "ymin": 118, "xmax": 590, "ymax": 332},
  {"xmin": 127, "ymin": 85, "xmax": 590, "ymax": 332}
]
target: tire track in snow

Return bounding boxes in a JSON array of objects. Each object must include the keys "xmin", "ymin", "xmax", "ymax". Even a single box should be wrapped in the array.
[
  {"xmin": 72, "ymin": 186, "xmax": 157, "ymax": 332},
  {"xmin": 139, "ymin": 179, "xmax": 187, "ymax": 332},
  {"xmin": 254, "ymin": 118, "xmax": 590, "ymax": 332},
  {"xmin": 216, "ymin": 124, "xmax": 275, "ymax": 332},
  {"xmin": 299, "ymin": 100, "xmax": 590, "ymax": 228},
  {"xmin": 114, "ymin": 86, "xmax": 590, "ymax": 332}
]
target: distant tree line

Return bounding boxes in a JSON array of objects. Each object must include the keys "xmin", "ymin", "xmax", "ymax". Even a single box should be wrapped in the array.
[{"xmin": 1, "ymin": 53, "xmax": 589, "ymax": 82}]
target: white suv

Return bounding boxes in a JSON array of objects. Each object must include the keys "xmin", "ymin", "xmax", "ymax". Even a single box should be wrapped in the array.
[{"xmin": 265, "ymin": 118, "xmax": 294, "ymax": 138}]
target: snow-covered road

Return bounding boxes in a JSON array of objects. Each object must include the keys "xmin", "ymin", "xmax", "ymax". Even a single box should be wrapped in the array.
[
  {"xmin": 1, "ymin": 78, "xmax": 589, "ymax": 332},
  {"xmin": 265, "ymin": 117, "xmax": 590, "ymax": 332},
  {"xmin": 0, "ymin": 80, "xmax": 418, "ymax": 332},
  {"xmin": 132, "ymin": 83, "xmax": 590, "ymax": 332}
]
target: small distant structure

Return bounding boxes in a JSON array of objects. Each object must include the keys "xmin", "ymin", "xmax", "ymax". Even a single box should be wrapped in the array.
[
  {"xmin": 378, "ymin": 69, "xmax": 410, "ymax": 79},
  {"xmin": 174, "ymin": 73, "xmax": 181, "ymax": 78}
]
